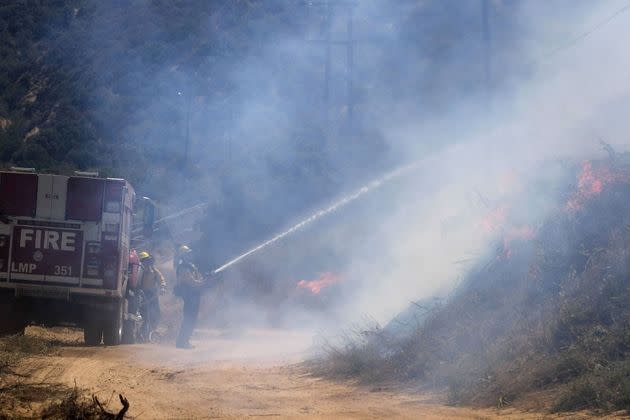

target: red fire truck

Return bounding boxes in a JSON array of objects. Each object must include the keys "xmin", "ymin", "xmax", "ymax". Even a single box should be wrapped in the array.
[{"xmin": 0, "ymin": 168, "xmax": 154, "ymax": 345}]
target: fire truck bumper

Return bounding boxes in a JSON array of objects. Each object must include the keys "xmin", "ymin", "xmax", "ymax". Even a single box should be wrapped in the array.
[
  {"xmin": 0, "ymin": 284, "xmax": 124, "ymax": 328},
  {"xmin": 0, "ymin": 282, "xmax": 123, "ymax": 300}
]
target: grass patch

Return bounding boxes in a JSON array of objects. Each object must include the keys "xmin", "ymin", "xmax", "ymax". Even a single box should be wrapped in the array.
[
  {"xmin": 553, "ymin": 381, "xmax": 601, "ymax": 412},
  {"xmin": 309, "ymin": 319, "xmax": 404, "ymax": 383},
  {"xmin": 553, "ymin": 361, "xmax": 630, "ymax": 413},
  {"xmin": 0, "ymin": 334, "xmax": 62, "ymax": 356}
]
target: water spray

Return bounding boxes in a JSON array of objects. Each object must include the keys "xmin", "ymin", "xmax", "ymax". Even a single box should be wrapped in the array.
[{"xmin": 211, "ymin": 158, "xmax": 428, "ymax": 274}]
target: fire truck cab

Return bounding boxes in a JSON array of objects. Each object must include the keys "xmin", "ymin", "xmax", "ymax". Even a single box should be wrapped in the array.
[{"xmin": 0, "ymin": 168, "xmax": 153, "ymax": 345}]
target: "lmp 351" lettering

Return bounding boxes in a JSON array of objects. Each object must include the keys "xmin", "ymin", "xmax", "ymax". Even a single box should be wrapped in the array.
[{"xmin": 11, "ymin": 262, "xmax": 37, "ymax": 273}]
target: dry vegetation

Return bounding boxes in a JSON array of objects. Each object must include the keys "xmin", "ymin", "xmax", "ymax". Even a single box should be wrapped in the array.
[
  {"xmin": 0, "ymin": 328, "xmax": 129, "ymax": 419},
  {"xmin": 312, "ymin": 158, "xmax": 630, "ymax": 414}
]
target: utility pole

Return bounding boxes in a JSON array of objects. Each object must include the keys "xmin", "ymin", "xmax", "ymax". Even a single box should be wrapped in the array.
[
  {"xmin": 324, "ymin": 0, "xmax": 331, "ymax": 112},
  {"xmin": 346, "ymin": 3, "xmax": 354, "ymax": 130},
  {"xmin": 184, "ymin": 93, "xmax": 192, "ymax": 166},
  {"xmin": 481, "ymin": 0, "xmax": 492, "ymax": 108},
  {"xmin": 177, "ymin": 89, "xmax": 193, "ymax": 168},
  {"xmin": 307, "ymin": 0, "xmax": 358, "ymax": 135}
]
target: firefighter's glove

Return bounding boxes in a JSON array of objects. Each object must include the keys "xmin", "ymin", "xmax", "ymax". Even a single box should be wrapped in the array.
[{"xmin": 160, "ymin": 287, "xmax": 166, "ymax": 296}]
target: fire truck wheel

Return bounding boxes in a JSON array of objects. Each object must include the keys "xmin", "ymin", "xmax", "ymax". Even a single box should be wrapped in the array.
[
  {"xmin": 83, "ymin": 323, "xmax": 103, "ymax": 346},
  {"xmin": 0, "ymin": 298, "xmax": 26, "ymax": 336},
  {"xmin": 0, "ymin": 319, "xmax": 26, "ymax": 336},
  {"xmin": 122, "ymin": 320, "xmax": 135, "ymax": 344},
  {"xmin": 103, "ymin": 302, "xmax": 123, "ymax": 346}
]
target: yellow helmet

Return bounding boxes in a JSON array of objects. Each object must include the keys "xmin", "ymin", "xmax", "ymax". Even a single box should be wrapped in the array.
[
  {"xmin": 138, "ymin": 251, "xmax": 151, "ymax": 261},
  {"xmin": 178, "ymin": 245, "xmax": 191, "ymax": 254}
]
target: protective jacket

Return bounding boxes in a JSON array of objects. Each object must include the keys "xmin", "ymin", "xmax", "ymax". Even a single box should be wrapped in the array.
[
  {"xmin": 141, "ymin": 265, "xmax": 166, "ymax": 291},
  {"xmin": 176, "ymin": 261, "xmax": 204, "ymax": 289}
]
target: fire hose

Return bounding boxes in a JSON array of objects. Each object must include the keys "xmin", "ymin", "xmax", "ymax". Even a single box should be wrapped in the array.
[{"xmin": 209, "ymin": 158, "xmax": 428, "ymax": 275}]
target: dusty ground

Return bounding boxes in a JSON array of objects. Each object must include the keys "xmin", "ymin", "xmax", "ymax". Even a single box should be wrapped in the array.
[{"xmin": 2, "ymin": 326, "xmax": 604, "ymax": 419}]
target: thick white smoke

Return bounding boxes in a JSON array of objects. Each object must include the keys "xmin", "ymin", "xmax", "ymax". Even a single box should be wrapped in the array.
[{"xmin": 333, "ymin": 0, "xmax": 630, "ymax": 324}]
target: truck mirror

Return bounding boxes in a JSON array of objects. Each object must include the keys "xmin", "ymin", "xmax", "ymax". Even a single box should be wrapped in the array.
[{"xmin": 142, "ymin": 197, "xmax": 155, "ymax": 238}]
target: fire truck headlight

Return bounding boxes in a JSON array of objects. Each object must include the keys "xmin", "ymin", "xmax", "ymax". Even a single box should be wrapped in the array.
[
  {"xmin": 87, "ymin": 243, "xmax": 101, "ymax": 254},
  {"xmin": 85, "ymin": 255, "xmax": 100, "ymax": 278}
]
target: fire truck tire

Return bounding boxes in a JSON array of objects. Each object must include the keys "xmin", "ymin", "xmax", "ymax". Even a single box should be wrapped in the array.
[
  {"xmin": 0, "ymin": 298, "xmax": 26, "ymax": 336},
  {"xmin": 122, "ymin": 320, "xmax": 135, "ymax": 344},
  {"xmin": 0, "ymin": 319, "xmax": 26, "ymax": 336},
  {"xmin": 83, "ymin": 323, "xmax": 103, "ymax": 346},
  {"xmin": 103, "ymin": 302, "xmax": 123, "ymax": 346}
]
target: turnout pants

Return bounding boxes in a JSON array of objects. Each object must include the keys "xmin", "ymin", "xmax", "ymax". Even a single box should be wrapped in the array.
[
  {"xmin": 177, "ymin": 285, "xmax": 201, "ymax": 346},
  {"xmin": 143, "ymin": 288, "xmax": 161, "ymax": 331}
]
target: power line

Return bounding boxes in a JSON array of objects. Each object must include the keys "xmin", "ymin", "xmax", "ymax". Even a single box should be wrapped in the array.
[{"xmin": 538, "ymin": 2, "xmax": 630, "ymax": 62}]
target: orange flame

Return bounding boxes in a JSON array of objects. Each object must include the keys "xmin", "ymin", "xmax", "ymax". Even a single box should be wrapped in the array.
[
  {"xmin": 566, "ymin": 161, "xmax": 614, "ymax": 212},
  {"xmin": 480, "ymin": 202, "xmax": 537, "ymax": 260},
  {"xmin": 297, "ymin": 272, "xmax": 341, "ymax": 294},
  {"xmin": 481, "ymin": 205, "xmax": 508, "ymax": 233}
]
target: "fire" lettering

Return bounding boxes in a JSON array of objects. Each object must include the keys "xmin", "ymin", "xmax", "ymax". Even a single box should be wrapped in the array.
[{"xmin": 19, "ymin": 229, "xmax": 76, "ymax": 251}]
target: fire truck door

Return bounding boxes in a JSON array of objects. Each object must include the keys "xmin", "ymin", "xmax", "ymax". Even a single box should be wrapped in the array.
[
  {"xmin": 50, "ymin": 176, "xmax": 68, "ymax": 219},
  {"xmin": 36, "ymin": 175, "xmax": 68, "ymax": 220},
  {"xmin": 36, "ymin": 175, "xmax": 53, "ymax": 219}
]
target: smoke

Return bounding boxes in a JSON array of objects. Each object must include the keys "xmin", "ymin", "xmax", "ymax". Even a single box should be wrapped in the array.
[
  {"xmin": 324, "ymin": 0, "xmax": 630, "ymax": 323},
  {"xmin": 209, "ymin": 0, "xmax": 630, "ymax": 329},
  {"xmin": 69, "ymin": 0, "xmax": 630, "ymax": 334}
]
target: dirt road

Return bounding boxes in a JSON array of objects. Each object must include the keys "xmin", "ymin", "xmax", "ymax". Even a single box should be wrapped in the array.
[{"xmin": 7, "ymin": 327, "xmax": 591, "ymax": 419}]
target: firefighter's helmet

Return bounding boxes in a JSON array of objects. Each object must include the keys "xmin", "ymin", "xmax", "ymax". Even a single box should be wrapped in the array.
[
  {"xmin": 178, "ymin": 245, "xmax": 191, "ymax": 254},
  {"xmin": 138, "ymin": 251, "xmax": 151, "ymax": 261}
]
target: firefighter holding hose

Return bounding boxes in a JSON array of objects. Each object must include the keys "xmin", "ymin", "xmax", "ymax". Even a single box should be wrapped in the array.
[{"xmin": 174, "ymin": 245, "xmax": 205, "ymax": 349}]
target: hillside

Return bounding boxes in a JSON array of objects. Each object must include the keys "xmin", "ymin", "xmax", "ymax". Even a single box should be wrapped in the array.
[
  {"xmin": 0, "ymin": 1, "xmax": 310, "ymax": 187},
  {"xmin": 313, "ymin": 156, "xmax": 630, "ymax": 413}
]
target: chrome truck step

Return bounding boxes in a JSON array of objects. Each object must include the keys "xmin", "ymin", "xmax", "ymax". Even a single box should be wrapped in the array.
[{"xmin": 15, "ymin": 286, "xmax": 70, "ymax": 300}]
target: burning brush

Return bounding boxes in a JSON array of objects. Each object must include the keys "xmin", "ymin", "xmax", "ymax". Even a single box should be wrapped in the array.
[
  {"xmin": 296, "ymin": 272, "xmax": 341, "ymax": 295},
  {"xmin": 565, "ymin": 161, "xmax": 615, "ymax": 213}
]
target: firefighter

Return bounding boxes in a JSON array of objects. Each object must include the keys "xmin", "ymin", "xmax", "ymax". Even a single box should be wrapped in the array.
[
  {"xmin": 138, "ymin": 251, "xmax": 166, "ymax": 339},
  {"xmin": 175, "ymin": 245, "xmax": 204, "ymax": 349}
]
